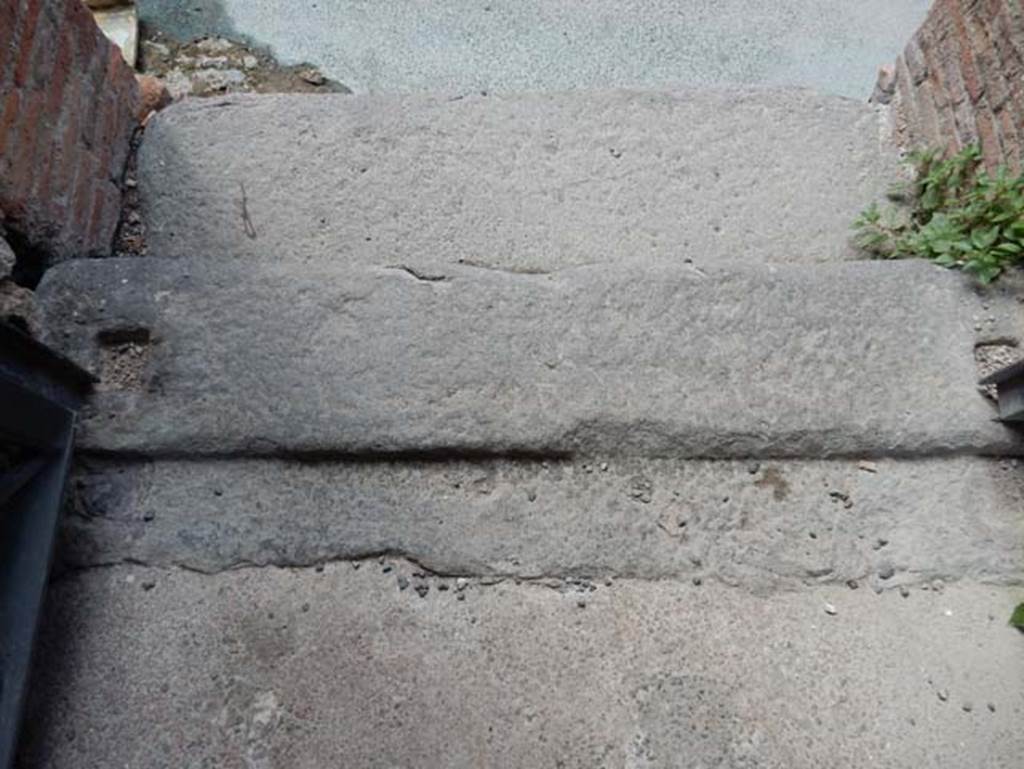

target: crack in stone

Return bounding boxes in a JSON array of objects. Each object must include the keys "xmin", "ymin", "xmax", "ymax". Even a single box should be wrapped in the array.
[{"xmin": 382, "ymin": 265, "xmax": 449, "ymax": 283}]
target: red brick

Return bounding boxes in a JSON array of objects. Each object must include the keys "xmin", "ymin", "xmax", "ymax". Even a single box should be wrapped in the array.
[
  {"xmin": 919, "ymin": 42, "xmax": 960, "ymax": 145},
  {"xmin": 893, "ymin": 57, "xmax": 922, "ymax": 145},
  {"xmin": 12, "ymin": 0, "xmax": 44, "ymax": 87},
  {"xmin": 9, "ymin": 89, "xmax": 43, "ymax": 192},
  {"xmin": 95, "ymin": 135, "xmax": 113, "ymax": 185},
  {"xmin": 85, "ymin": 181, "xmax": 120, "ymax": 254},
  {"xmin": 0, "ymin": 0, "xmax": 145, "ymax": 259},
  {"xmin": 78, "ymin": 54, "xmax": 104, "ymax": 149},
  {"xmin": 914, "ymin": 78, "xmax": 954, "ymax": 151},
  {"xmin": 44, "ymin": 29, "xmax": 74, "ymax": 121},
  {"xmin": 949, "ymin": 1, "xmax": 986, "ymax": 102},
  {"xmin": 974, "ymin": 104, "xmax": 1003, "ymax": 168},
  {"xmin": 0, "ymin": 0, "xmax": 19, "ymax": 84},
  {"xmin": 85, "ymin": 184, "xmax": 107, "ymax": 249},
  {"xmin": 998, "ymin": 0, "xmax": 1024, "ymax": 66},
  {"xmin": 68, "ymin": 0, "xmax": 99, "ymax": 68},
  {"xmin": 108, "ymin": 114, "xmax": 135, "ymax": 174},
  {"xmin": 27, "ymin": 8, "xmax": 60, "ymax": 88},
  {"xmin": 31, "ymin": 135, "xmax": 57, "ymax": 205},
  {"xmin": 995, "ymin": 103, "xmax": 1022, "ymax": 170},
  {"xmin": 990, "ymin": 4, "xmax": 1024, "ymax": 68},
  {"xmin": 52, "ymin": 107, "xmax": 80, "ymax": 197},
  {"xmin": 105, "ymin": 41, "xmax": 129, "ymax": 82},
  {"xmin": 70, "ymin": 152, "xmax": 97, "ymax": 239},
  {"xmin": 971, "ymin": 9, "xmax": 1013, "ymax": 110},
  {"xmin": 903, "ymin": 35, "xmax": 930, "ymax": 85},
  {"xmin": 0, "ymin": 89, "xmax": 20, "ymax": 159}
]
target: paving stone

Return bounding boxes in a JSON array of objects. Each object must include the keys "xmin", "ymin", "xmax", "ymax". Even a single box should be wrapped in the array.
[
  {"xmin": 18, "ymin": 567, "xmax": 1024, "ymax": 768},
  {"xmin": 138, "ymin": 89, "xmax": 899, "ymax": 271},
  {"xmin": 61, "ymin": 456, "xmax": 1024, "ymax": 590},
  {"xmin": 138, "ymin": 0, "xmax": 931, "ymax": 99},
  {"xmin": 37, "ymin": 256, "xmax": 1020, "ymax": 457}
]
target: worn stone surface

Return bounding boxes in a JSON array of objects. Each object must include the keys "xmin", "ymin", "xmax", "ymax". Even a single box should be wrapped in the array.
[
  {"xmin": 36, "ymin": 256, "xmax": 1023, "ymax": 457},
  {"xmin": 138, "ymin": 90, "xmax": 899, "ymax": 270},
  {"xmin": 18, "ymin": 566, "xmax": 1024, "ymax": 768},
  {"xmin": 139, "ymin": 0, "xmax": 931, "ymax": 99},
  {"xmin": 62, "ymin": 456, "xmax": 1024, "ymax": 591}
]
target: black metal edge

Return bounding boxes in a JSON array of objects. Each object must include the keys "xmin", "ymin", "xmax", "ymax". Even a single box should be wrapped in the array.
[
  {"xmin": 979, "ymin": 357, "xmax": 1024, "ymax": 386},
  {"xmin": 0, "ymin": 321, "xmax": 96, "ymax": 392},
  {"xmin": 0, "ymin": 375, "xmax": 73, "ymax": 452},
  {"xmin": 0, "ymin": 392, "xmax": 76, "ymax": 769}
]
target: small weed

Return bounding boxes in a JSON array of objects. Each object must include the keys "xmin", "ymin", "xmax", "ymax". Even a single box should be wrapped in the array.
[
  {"xmin": 853, "ymin": 144, "xmax": 1024, "ymax": 283},
  {"xmin": 1011, "ymin": 603, "xmax": 1024, "ymax": 631}
]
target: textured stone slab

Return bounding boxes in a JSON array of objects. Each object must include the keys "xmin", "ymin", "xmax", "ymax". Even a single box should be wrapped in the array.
[
  {"xmin": 38, "ymin": 257, "xmax": 1020, "ymax": 457},
  {"xmin": 138, "ymin": 89, "xmax": 898, "ymax": 270},
  {"xmin": 63, "ymin": 456, "xmax": 1024, "ymax": 591},
  {"xmin": 138, "ymin": 0, "xmax": 931, "ymax": 98},
  {"xmin": 20, "ymin": 567, "xmax": 1024, "ymax": 768}
]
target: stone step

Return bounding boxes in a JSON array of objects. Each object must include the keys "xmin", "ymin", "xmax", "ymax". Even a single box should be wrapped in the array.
[
  {"xmin": 20, "ymin": 566, "xmax": 1024, "ymax": 768},
  {"xmin": 138, "ymin": 89, "xmax": 898, "ymax": 272},
  {"xmin": 138, "ymin": 0, "xmax": 931, "ymax": 98},
  {"xmin": 37, "ymin": 257, "xmax": 1021, "ymax": 458},
  {"xmin": 62, "ymin": 456, "xmax": 1024, "ymax": 591}
]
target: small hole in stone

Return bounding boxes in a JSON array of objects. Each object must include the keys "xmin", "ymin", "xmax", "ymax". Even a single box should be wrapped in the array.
[{"xmin": 96, "ymin": 327, "xmax": 152, "ymax": 391}]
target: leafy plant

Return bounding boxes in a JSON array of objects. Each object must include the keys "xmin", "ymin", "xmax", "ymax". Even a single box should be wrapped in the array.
[
  {"xmin": 1011, "ymin": 603, "xmax": 1024, "ymax": 632},
  {"xmin": 853, "ymin": 144, "xmax": 1024, "ymax": 283}
]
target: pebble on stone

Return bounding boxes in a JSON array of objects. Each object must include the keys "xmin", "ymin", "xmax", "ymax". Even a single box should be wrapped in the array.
[{"xmin": 824, "ymin": 602, "xmax": 838, "ymax": 615}]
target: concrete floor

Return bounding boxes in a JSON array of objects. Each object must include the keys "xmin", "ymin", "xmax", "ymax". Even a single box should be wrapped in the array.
[{"xmin": 139, "ymin": 0, "xmax": 933, "ymax": 98}]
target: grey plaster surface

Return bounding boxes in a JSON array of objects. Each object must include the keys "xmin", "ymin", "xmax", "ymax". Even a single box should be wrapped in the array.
[
  {"xmin": 62, "ymin": 456, "xmax": 1024, "ymax": 590},
  {"xmin": 19, "ymin": 566, "xmax": 1024, "ymax": 768},
  {"xmin": 138, "ymin": 90, "xmax": 899, "ymax": 270},
  {"xmin": 137, "ymin": 0, "xmax": 932, "ymax": 99},
  {"xmin": 36, "ymin": 257, "xmax": 1021, "ymax": 458}
]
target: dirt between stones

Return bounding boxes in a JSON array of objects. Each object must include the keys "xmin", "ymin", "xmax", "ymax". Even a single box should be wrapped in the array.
[{"xmin": 138, "ymin": 25, "xmax": 351, "ymax": 99}]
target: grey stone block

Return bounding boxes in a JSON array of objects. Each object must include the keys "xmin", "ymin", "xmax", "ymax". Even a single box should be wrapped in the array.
[
  {"xmin": 19, "ymin": 566, "xmax": 1024, "ymax": 768},
  {"xmin": 36, "ymin": 256, "xmax": 1019, "ymax": 457},
  {"xmin": 138, "ymin": 89, "xmax": 899, "ymax": 271},
  {"xmin": 61, "ymin": 456, "xmax": 1024, "ymax": 589},
  {"xmin": 138, "ymin": 0, "xmax": 931, "ymax": 99}
]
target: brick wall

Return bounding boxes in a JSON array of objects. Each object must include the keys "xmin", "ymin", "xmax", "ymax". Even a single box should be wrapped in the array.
[
  {"xmin": 0, "ymin": 0, "xmax": 140, "ymax": 265},
  {"xmin": 883, "ymin": 0, "xmax": 1023, "ymax": 172}
]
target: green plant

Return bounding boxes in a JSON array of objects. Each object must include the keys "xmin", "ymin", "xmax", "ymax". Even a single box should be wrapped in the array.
[
  {"xmin": 853, "ymin": 144, "xmax": 1024, "ymax": 283},
  {"xmin": 1011, "ymin": 603, "xmax": 1024, "ymax": 631}
]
